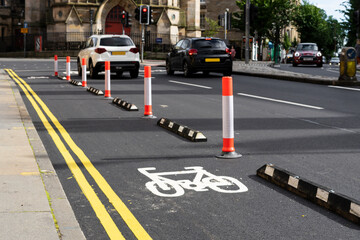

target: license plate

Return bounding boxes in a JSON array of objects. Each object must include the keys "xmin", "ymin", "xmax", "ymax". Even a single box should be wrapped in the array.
[
  {"xmin": 304, "ymin": 57, "xmax": 313, "ymax": 61},
  {"xmin": 112, "ymin": 51, "xmax": 126, "ymax": 55},
  {"xmin": 205, "ymin": 58, "xmax": 220, "ymax": 62}
]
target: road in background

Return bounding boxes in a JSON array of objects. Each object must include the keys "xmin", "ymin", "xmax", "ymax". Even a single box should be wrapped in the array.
[{"xmin": 3, "ymin": 58, "xmax": 360, "ymax": 239}]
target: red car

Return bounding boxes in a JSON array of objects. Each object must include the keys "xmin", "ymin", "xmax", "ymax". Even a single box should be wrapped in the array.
[{"xmin": 293, "ymin": 43, "xmax": 323, "ymax": 67}]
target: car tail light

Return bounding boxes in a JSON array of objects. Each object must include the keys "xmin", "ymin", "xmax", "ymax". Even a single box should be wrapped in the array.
[
  {"xmin": 188, "ymin": 49, "xmax": 198, "ymax": 56},
  {"xmin": 226, "ymin": 48, "xmax": 231, "ymax": 54},
  {"xmin": 130, "ymin": 47, "xmax": 139, "ymax": 54},
  {"xmin": 95, "ymin": 48, "xmax": 107, "ymax": 54}
]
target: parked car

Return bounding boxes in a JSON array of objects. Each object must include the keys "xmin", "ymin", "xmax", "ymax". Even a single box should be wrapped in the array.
[
  {"xmin": 329, "ymin": 57, "xmax": 340, "ymax": 66},
  {"xmin": 285, "ymin": 52, "xmax": 294, "ymax": 63},
  {"xmin": 77, "ymin": 34, "xmax": 140, "ymax": 79},
  {"xmin": 166, "ymin": 37, "xmax": 232, "ymax": 77},
  {"xmin": 292, "ymin": 43, "xmax": 323, "ymax": 67}
]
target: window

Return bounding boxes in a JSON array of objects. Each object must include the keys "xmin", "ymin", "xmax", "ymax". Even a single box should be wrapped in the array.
[
  {"xmin": 100, "ymin": 37, "xmax": 134, "ymax": 46},
  {"xmin": 200, "ymin": 0, "xmax": 206, "ymax": 3},
  {"xmin": 193, "ymin": 39, "xmax": 226, "ymax": 49},
  {"xmin": 200, "ymin": 13, "xmax": 206, "ymax": 29},
  {"xmin": 175, "ymin": 40, "xmax": 184, "ymax": 50}
]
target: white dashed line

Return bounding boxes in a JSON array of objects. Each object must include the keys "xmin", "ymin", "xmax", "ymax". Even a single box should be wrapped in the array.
[{"xmin": 237, "ymin": 93, "xmax": 324, "ymax": 110}]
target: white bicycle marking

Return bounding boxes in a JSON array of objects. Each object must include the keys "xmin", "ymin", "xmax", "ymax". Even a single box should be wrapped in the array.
[{"xmin": 138, "ymin": 166, "xmax": 248, "ymax": 197}]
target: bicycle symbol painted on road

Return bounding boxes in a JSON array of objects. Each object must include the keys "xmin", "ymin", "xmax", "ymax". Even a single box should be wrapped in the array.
[{"xmin": 138, "ymin": 166, "xmax": 248, "ymax": 197}]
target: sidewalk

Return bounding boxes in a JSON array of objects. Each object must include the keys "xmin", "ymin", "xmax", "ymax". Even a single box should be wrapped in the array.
[
  {"xmin": 0, "ymin": 70, "xmax": 85, "ymax": 240},
  {"xmin": 141, "ymin": 59, "xmax": 360, "ymax": 86}
]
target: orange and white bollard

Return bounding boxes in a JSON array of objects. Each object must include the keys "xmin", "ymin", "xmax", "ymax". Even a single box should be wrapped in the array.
[
  {"xmin": 66, "ymin": 56, "xmax": 71, "ymax": 81},
  {"xmin": 143, "ymin": 66, "xmax": 156, "ymax": 118},
  {"xmin": 217, "ymin": 76, "xmax": 241, "ymax": 159},
  {"xmin": 104, "ymin": 61, "xmax": 112, "ymax": 98},
  {"xmin": 54, "ymin": 55, "xmax": 58, "ymax": 77},
  {"xmin": 82, "ymin": 58, "xmax": 87, "ymax": 88}
]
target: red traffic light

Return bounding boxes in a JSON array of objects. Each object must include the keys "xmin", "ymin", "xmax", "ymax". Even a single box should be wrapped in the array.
[
  {"xmin": 121, "ymin": 14, "xmax": 125, "ymax": 19},
  {"xmin": 142, "ymin": 8, "xmax": 147, "ymax": 13}
]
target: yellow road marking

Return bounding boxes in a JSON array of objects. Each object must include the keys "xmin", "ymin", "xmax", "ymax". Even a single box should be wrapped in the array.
[
  {"xmin": 6, "ymin": 69, "xmax": 125, "ymax": 240},
  {"xmin": 6, "ymin": 69, "xmax": 152, "ymax": 240}
]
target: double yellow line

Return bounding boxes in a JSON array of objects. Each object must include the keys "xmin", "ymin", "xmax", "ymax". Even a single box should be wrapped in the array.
[{"xmin": 5, "ymin": 69, "xmax": 152, "ymax": 240}]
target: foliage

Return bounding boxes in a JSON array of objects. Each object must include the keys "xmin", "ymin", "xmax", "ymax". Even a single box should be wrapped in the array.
[
  {"xmin": 282, "ymin": 33, "xmax": 291, "ymax": 51},
  {"xmin": 340, "ymin": 0, "xmax": 360, "ymax": 46},
  {"xmin": 292, "ymin": 1, "xmax": 345, "ymax": 58},
  {"xmin": 203, "ymin": 17, "xmax": 221, "ymax": 37}
]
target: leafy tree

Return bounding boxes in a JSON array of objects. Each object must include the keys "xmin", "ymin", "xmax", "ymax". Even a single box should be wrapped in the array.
[
  {"xmin": 234, "ymin": 0, "xmax": 296, "ymax": 62},
  {"xmin": 293, "ymin": 1, "xmax": 345, "ymax": 58},
  {"xmin": 282, "ymin": 33, "xmax": 291, "ymax": 52},
  {"xmin": 341, "ymin": 0, "xmax": 360, "ymax": 47},
  {"xmin": 203, "ymin": 17, "xmax": 221, "ymax": 37}
]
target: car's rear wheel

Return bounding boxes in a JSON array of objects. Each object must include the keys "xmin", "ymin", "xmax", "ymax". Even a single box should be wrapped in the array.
[
  {"xmin": 183, "ymin": 62, "xmax": 192, "ymax": 77},
  {"xmin": 166, "ymin": 61, "xmax": 174, "ymax": 75},
  {"xmin": 292, "ymin": 63, "xmax": 298, "ymax": 67},
  {"xmin": 77, "ymin": 59, "xmax": 82, "ymax": 77},
  {"xmin": 89, "ymin": 61, "xmax": 98, "ymax": 79},
  {"xmin": 130, "ymin": 69, "xmax": 139, "ymax": 78}
]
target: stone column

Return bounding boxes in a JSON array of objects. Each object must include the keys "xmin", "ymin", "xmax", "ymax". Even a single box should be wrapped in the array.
[{"xmin": 183, "ymin": 0, "xmax": 201, "ymax": 37}]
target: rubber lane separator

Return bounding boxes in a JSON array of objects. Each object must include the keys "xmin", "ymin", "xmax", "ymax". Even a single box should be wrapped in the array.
[
  {"xmin": 87, "ymin": 86, "xmax": 104, "ymax": 95},
  {"xmin": 157, "ymin": 117, "xmax": 207, "ymax": 142},
  {"xmin": 69, "ymin": 79, "xmax": 82, "ymax": 86},
  {"xmin": 112, "ymin": 97, "xmax": 138, "ymax": 111},
  {"xmin": 238, "ymin": 93, "xmax": 324, "ymax": 110},
  {"xmin": 257, "ymin": 163, "xmax": 360, "ymax": 225}
]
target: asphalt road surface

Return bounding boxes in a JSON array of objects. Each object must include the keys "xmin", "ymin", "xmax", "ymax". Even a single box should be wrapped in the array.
[
  {"xmin": 2, "ymin": 58, "xmax": 360, "ymax": 239},
  {"xmin": 279, "ymin": 62, "xmax": 360, "ymax": 78}
]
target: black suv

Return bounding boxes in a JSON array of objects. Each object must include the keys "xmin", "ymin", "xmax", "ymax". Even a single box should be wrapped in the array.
[{"xmin": 166, "ymin": 37, "xmax": 232, "ymax": 77}]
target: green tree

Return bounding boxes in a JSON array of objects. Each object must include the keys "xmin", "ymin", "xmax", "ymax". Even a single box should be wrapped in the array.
[
  {"xmin": 234, "ymin": 0, "xmax": 296, "ymax": 63},
  {"xmin": 341, "ymin": 0, "xmax": 360, "ymax": 46},
  {"xmin": 203, "ymin": 17, "xmax": 221, "ymax": 37},
  {"xmin": 282, "ymin": 33, "xmax": 291, "ymax": 52},
  {"xmin": 293, "ymin": 1, "xmax": 345, "ymax": 58}
]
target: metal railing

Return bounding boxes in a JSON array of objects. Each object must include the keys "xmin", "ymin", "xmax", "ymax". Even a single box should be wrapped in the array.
[{"xmin": 0, "ymin": 32, "xmax": 184, "ymax": 53}]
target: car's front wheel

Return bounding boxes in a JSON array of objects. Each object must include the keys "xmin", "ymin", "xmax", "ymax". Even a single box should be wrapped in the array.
[
  {"xmin": 89, "ymin": 61, "xmax": 98, "ymax": 79},
  {"xmin": 166, "ymin": 61, "xmax": 174, "ymax": 75},
  {"xmin": 183, "ymin": 62, "xmax": 192, "ymax": 77}
]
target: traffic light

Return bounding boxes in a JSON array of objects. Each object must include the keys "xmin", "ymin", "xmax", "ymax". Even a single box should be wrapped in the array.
[
  {"xmin": 149, "ymin": 6, "xmax": 154, "ymax": 24},
  {"xmin": 135, "ymin": 7, "xmax": 140, "ymax": 21},
  {"xmin": 125, "ymin": 12, "xmax": 132, "ymax": 27},
  {"xmin": 250, "ymin": 4, "xmax": 258, "ymax": 24},
  {"xmin": 140, "ymin": 5, "xmax": 150, "ymax": 25},
  {"xmin": 226, "ymin": 12, "xmax": 232, "ymax": 30},
  {"xmin": 120, "ymin": 11, "xmax": 126, "ymax": 25},
  {"xmin": 218, "ymin": 14, "xmax": 223, "ymax": 26}
]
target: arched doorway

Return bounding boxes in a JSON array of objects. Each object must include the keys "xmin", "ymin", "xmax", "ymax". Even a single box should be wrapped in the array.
[{"xmin": 105, "ymin": 5, "xmax": 131, "ymax": 35}]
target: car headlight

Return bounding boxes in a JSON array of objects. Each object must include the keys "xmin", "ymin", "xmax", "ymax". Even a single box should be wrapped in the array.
[
  {"xmin": 316, "ymin": 52, "xmax": 322, "ymax": 57},
  {"xmin": 294, "ymin": 52, "xmax": 300, "ymax": 57}
]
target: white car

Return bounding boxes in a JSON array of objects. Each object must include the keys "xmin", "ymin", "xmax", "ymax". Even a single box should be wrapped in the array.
[{"xmin": 77, "ymin": 34, "xmax": 140, "ymax": 79}]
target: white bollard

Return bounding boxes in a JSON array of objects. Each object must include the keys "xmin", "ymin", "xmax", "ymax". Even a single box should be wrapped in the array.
[
  {"xmin": 82, "ymin": 58, "xmax": 87, "ymax": 88},
  {"xmin": 66, "ymin": 56, "xmax": 71, "ymax": 81},
  {"xmin": 104, "ymin": 61, "xmax": 111, "ymax": 98},
  {"xmin": 217, "ymin": 76, "xmax": 241, "ymax": 159},
  {"xmin": 54, "ymin": 55, "xmax": 58, "ymax": 77},
  {"xmin": 143, "ymin": 66, "xmax": 156, "ymax": 118}
]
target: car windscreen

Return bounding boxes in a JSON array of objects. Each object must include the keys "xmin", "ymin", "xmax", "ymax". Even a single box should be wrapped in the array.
[
  {"xmin": 193, "ymin": 39, "xmax": 227, "ymax": 49},
  {"xmin": 297, "ymin": 44, "xmax": 318, "ymax": 51},
  {"xmin": 100, "ymin": 37, "xmax": 134, "ymax": 47}
]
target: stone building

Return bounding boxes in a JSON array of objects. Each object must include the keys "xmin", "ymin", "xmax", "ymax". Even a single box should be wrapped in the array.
[{"xmin": 0, "ymin": 0, "xmax": 298, "ymax": 58}]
